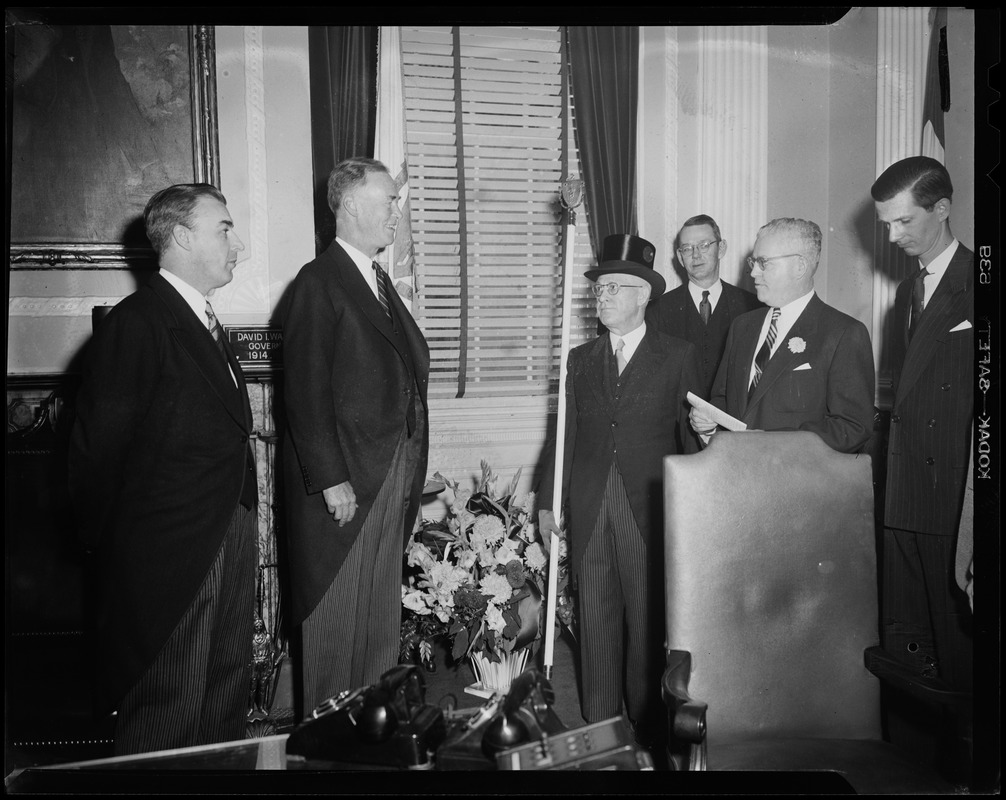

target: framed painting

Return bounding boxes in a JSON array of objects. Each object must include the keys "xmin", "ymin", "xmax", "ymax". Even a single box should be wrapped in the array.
[{"xmin": 8, "ymin": 20, "xmax": 219, "ymax": 270}]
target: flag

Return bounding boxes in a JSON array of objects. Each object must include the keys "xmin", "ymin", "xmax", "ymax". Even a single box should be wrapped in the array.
[
  {"xmin": 375, "ymin": 26, "xmax": 417, "ymax": 316},
  {"xmin": 921, "ymin": 7, "xmax": 949, "ymax": 162}
]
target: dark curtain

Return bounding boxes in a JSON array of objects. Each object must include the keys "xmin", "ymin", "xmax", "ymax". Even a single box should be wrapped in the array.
[
  {"xmin": 308, "ymin": 26, "xmax": 378, "ymax": 254},
  {"xmin": 567, "ymin": 26, "xmax": 639, "ymax": 258}
]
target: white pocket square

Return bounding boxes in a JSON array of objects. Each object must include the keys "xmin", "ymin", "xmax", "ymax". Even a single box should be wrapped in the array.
[
  {"xmin": 949, "ymin": 320, "xmax": 972, "ymax": 332},
  {"xmin": 793, "ymin": 363, "xmax": 812, "ymax": 371}
]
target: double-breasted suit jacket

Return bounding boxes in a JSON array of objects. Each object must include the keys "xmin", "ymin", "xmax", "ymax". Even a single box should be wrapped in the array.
[
  {"xmin": 69, "ymin": 272, "xmax": 257, "ymax": 714},
  {"xmin": 280, "ymin": 242, "xmax": 430, "ymax": 624},
  {"xmin": 540, "ymin": 328, "xmax": 701, "ymax": 574},
  {"xmin": 884, "ymin": 244, "xmax": 974, "ymax": 536},
  {"xmin": 710, "ymin": 294, "xmax": 875, "ymax": 454},
  {"xmin": 646, "ymin": 280, "xmax": 763, "ymax": 398}
]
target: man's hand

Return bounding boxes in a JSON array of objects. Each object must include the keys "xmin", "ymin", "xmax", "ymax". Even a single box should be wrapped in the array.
[
  {"xmin": 538, "ymin": 509, "xmax": 560, "ymax": 552},
  {"xmin": 689, "ymin": 406, "xmax": 718, "ymax": 437},
  {"xmin": 323, "ymin": 481, "xmax": 357, "ymax": 527}
]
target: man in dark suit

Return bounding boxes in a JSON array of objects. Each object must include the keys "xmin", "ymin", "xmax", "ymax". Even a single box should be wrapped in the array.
[
  {"xmin": 69, "ymin": 184, "xmax": 258, "ymax": 755},
  {"xmin": 280, "ymin": 157, "xmax": 430, "ymax": 717},
  {"xmin": 872, "ymin": 156, "xmax": 973, "ymax": 691},
  {"xmin": 690, "ymin": 218, "xmax": 875, "ymax": 454},
  {"xmin": 539, "ymin": 234, "xmax": 701, "ymax": 751},
  {"xmin": 646, "ymin": 214, "xmax": 762, "ymax": 397}
]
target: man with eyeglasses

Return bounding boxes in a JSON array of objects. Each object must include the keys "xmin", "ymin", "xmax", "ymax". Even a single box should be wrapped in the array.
[
  {"xmin": 689, "ymin": 217, "xmax": 874, "ymax": 454},
  {"xmin": 646, "ymin": 214, "xmax": 762, "ymax": 397},
  {"xmin": 539, "ymin": 234, "xmax": 701, "ymax": 762}
]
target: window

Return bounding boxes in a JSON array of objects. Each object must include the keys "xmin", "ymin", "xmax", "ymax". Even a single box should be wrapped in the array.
[{"xmin": 401, "ymin": 26, "xmax": 596, "ymax": 400}]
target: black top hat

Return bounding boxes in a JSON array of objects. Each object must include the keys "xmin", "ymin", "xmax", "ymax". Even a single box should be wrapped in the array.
[{"xmin": 585, "ymin": 234, "xmax": 665, "ymax": 299}]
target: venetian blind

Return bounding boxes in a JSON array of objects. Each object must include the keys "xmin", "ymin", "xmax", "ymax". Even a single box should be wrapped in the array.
[{"xmin": 401, "ymin": 25, "xmax": 597, "ymax": 399}]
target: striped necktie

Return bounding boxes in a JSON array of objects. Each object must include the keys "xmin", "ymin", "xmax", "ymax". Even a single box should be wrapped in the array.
[
  {"xmin": 205, "ymin": 300, "xmax": 229, "ymax": 363},
  {"xmin": 749, "ymin": 307, "xmax": 780, "ymax": 395},
  {"xmin": 373, "ymin": 262, "xmax": 393, "ymax": 321}
]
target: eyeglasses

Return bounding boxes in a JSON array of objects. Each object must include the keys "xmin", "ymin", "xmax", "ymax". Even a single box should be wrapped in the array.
[
  {"xmin": 591, "ymin": 282, "xmax": 647, "ymax": 297},
  {"xmin": 745, "ymin": 253, "xmax": 804, "ymax": 272},
  {"xmin": 676, "ymin": 240, "xmax": 720, "ymax": 258}
]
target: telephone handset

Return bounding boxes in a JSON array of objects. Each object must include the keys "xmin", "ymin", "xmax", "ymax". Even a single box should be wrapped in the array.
[
  {"xmin": 286, "ymin": 664, "xmax": 446, "ymax": 769},
  {"xmin": 434, "ymin": 668, "xmax": 566, "ymax": 770}
]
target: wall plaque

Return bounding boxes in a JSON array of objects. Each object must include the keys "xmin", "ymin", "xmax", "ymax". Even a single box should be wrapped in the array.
[{"xmin": 226, "ymin": 325, "xmax": 283, "ymax": 371}]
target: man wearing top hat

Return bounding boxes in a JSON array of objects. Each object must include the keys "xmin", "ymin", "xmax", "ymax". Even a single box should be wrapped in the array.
[{"xmin": 538, "ymin": 234, "xmax": 702, "ymax": 753}]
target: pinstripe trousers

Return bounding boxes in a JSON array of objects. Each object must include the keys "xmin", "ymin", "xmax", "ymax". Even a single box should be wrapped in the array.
[
  {"xmin": 881, "ymin": 527, "xmax": 973, "ymax": 692},
  {"xmin": 577, "ymin": 463, "xmax": 665, "ymax": 731},
  {"xmin": 114, "ymin": 503, "xmax": 257, "ymax": 755},
  {"xmin": 300, "ymin": 417, "xmax": 423, "ymax": 716}
]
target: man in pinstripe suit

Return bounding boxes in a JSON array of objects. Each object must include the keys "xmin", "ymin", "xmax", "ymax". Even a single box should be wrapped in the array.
[
  {"xmin": 873, "ymin": 156, "xmax": 974, "ymax": 692},
  {"xmin": 539, "ymin": 234, "xmax": 701, "ymax": 753},
  {"xmin": 70, "ymin": 184, "xmax": 258, "ymax": 755}
]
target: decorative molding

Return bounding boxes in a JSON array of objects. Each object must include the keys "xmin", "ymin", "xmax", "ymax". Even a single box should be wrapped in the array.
[
  {"xmin": 695, "ymin": 26, "xmax": 768, "ymax": 286},
  {"xmin": 873, "ymin": 7, "xmax": 928, "ymax": 410},
  {"xmin": 9, "ymin": 297, "xmax": 126, "ymax": 317},
  {"xmin": 192, "ymin": 25, "xmax": 221, "ymax": 187},
  {"xmin": 245, "ymin": 26, "xmax": 269, "ymax": 284}
]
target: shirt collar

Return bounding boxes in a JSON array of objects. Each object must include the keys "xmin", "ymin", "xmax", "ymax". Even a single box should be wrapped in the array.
[
  {"xmin": 921, "ymin": 238, "xmax": 958, "ymax": 284},
  {"xmin": 610, "ymin": 321, "xmax": 647, "ymax": 361},
  {"xmin": 336, "ymin": 236, "xmax": 380, "ymax": 294},
  {"xmin": 687, "ymin": 279, "xmax": 722, "ymax": 309},
  {"xmin": 767, "ymin": 289, "xmax": 816, "ymax": 351},
  {"xmin": 160, "ymin": 268, "xmax": 211, "ymax": 327}
]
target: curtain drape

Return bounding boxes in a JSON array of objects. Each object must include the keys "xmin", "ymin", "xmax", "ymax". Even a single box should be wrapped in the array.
[
  {"xmin": 308, "ymin": 26, "xmax": 378, "ymax": 254},
  {"xmin": 567, "ymin": 26, "xmax": 639, "ymax": 259}
]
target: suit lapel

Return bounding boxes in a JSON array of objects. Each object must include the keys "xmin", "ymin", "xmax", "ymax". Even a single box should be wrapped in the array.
[
  {"xmin": 898, "ymin": 248, "xmax": 972, "ymax": 399},
  {"xmin": 620, "ymin": 327, "xmax": 663, "ymax": 390},
  {"xmin": 150, "ymin": 275, "xmax": 248, "ymax": 431},
  {"xmin": 730, "ymin": 308, "xmax": 767, "ymax": 417},
  {"xmin": 584, "ymin": 334, "xmax": 613, "ymax": 407},
  {"xmin": 747, "ymin": 297, "xmax": 820, "ymax": 413},
  {"xmin": 330, "ymin": 244, "xmax": 420, "ymax": 372}
]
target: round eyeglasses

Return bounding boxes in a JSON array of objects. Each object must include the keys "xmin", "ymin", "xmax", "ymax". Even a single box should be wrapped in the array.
[
  {"xmin": 676, "ymin": 240, "xmax": 720, "ymax": 258},
  {"xmin": 591, "ymin": 282, "xmax": 647, "ymax": 297},
  {"xmin": 745, "ymin": 253, "xmax": 804, "ymax": 272}
]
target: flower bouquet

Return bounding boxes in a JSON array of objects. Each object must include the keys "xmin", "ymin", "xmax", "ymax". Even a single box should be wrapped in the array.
[{"xmin": 400, "ymin": 462, "xmax": 552, "ymax": 695}]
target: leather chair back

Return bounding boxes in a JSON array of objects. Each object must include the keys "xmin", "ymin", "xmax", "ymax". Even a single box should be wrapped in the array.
[{"xmin": 663, "ymin": 431, "xmax": 880, "ymax": 746}]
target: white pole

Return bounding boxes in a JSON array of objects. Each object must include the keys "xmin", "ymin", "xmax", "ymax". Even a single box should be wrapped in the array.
[{"xmin": 543, "ymin": 180, "xmax": 583, "ymax": 679}]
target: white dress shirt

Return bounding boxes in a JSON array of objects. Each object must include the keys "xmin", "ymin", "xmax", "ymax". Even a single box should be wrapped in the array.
[
  {"xmin": 918, "ymin": 238, "xmax": 958, "ymax": 308},
  {"xmin": 610, "ymin": 321, "xmax": 647, "ymax": 364},
  {"xmin": 337, "ymin": 236, "xmax": 381, "ymax": 301},
  {"xmin": 159, "ymin": 269, "xmax": 237, "ymax": 387},
  {"xmin": 748, "ymin": 290, "xmax": 815, "ymax": 387}
]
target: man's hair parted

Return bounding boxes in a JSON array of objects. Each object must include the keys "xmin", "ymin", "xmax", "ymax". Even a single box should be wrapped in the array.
[
  {"xmin": 871, "ymin": 156, "xmax": 953, "ymax": 210},
  {"xmin": 144, "ymin": 183, "xmax": 228, "ymax": 256}
]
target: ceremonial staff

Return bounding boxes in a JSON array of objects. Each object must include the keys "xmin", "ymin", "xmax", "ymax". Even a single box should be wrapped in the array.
[{"xmin": 543, "ymin": 178, "xmax": 583, "ymax": 679}]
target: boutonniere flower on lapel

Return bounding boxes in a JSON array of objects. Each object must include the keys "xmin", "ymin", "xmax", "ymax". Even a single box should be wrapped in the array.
[{"xmin": 788, "ymin": 337, "xmax": 807, "ymax": 354}]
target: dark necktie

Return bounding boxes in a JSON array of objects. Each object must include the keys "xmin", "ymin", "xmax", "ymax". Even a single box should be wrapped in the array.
[
  {"xmin": 750, "ymin": 307, "xmax": 780, "ymax": 395},
  {"xmin": 205, "ymin": 300, "xmax": 229, "ymax": 363},
  {"xmin": 373, "ymin": 262, "xmax": 393, "ymax": 321},
  {"xmin": 909, "ymin": 268, "xmax": 929, "ymax": 340},
  {"xmin": 699, "ymin": 290, "xmax": 711, "ymax": 325}
]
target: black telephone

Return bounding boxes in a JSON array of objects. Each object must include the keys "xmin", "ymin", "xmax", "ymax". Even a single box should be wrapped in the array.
[
  {"xmin": 435, "ymin": 668, "xmax": 566, "ymax": 770},
  {"xmin": 285, "ymin": 665, "xmax": 447, "ymax": 770}
]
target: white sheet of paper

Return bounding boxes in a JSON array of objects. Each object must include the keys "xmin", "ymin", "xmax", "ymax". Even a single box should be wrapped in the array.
[{"xmin": 687, "ymin": 392, "xmax": 747, "ymax": 432}]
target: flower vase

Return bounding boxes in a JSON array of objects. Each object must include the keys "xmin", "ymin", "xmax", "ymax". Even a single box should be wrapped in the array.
[{"xmin": 465, "ymin": 648, "xmax": 530, "ymax": 698}]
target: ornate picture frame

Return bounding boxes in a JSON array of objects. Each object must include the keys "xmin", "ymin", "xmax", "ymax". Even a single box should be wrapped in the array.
[{"xmin": 8, "ymin": 22, "xmax": 219, "ymax": 271}]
